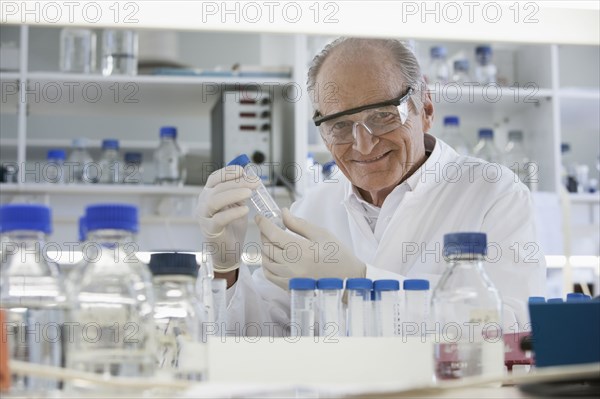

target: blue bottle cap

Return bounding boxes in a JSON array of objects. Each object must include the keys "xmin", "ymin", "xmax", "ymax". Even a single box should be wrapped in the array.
[
  {"xmin": 478, "ymin": 129, "xmax": 494, "ymax": 139},
  {"xmin": 443, "ymin": 116, "xmax": 459, "ymax": 126},
  {"xmin": 561, "ymin": 143, "xmax": 571, "ymax": 153},
  {"xmin": 403, "ymin": 279, "xmax": 430, "ymax": 291},
  {"xmin": 443, "ymin": 232, "xmax": 487, "ymax": 257},
  {"xmin": 149, "ymin": 252, "xmax": 198, "ymax": 277},
  {"xmin": 289, "ymin": 278, "xmax": 316, "ymax": 291},
  {"xmin": 454, "ymin": 59, "xmax": 469, "ymax": 71},
  {"xmin": 547, "ymin": 298, "xmax": 564, "ymax": 303},
  {"xmin": 373, "ymin": 279, "xmax": 400, "ymax": 292},
  {"xmin": 317, "ymin": 278, "xmax": 343, "ymax": 290},
  {"xmin": 227, "ymin": 154, "xmax": 251, "ymax": 168},
  {"xmin": 47, "ymin": 149, "xmax": 66, "ymax": 160},
  {"xmin": 346, "ymin": 278, "xmax": 373, "ymax": 291},
  {"xmin": 0, "ymin": 204, "xmax": 52, "ymax": 234},
  {"xmin": 430, "ymin": 46, "xmax": 447, "ymax": 58},
  {"xmin": 102, "ymin": 139, "xmax": 119, "ymax": 150},
  {"xmin": 78, "ymin": 215, "xmax": 87, "ymax": 242},
  {"xmin": 566, "ymin": 293, "xmax": 590, "ymax": 302},
  {"xmin": 160, "ymin": 126, "xmax": 177, "ymax": 139},
  {"xmin": 124, "ymin": 152, "xmax": 142, "ymax": 164},
  {"xmin": 528, "ymin": 296, "xmax": 546, "ymax": 304},
  {"xmin": 85, "ymin": 204, "xmax": 138, "ymax": 233},
  {"xmin": 475, "ymin": 45, "xmax": 493, "ymax": 56}
]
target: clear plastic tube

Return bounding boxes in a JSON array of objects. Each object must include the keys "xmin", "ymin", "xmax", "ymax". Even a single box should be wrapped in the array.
[
  {"xmin": 346, "ymin": 278, "xmax": 373, "ymax": 337},
  {"xmin": 373, "ymin": 280, "xmax": 401, "ymax": 337},
  {"xmin": 317, "ymin": 278, "xmax": 343, "ymax": 337},
  {"xmin": 289, "ymin": 278, "xmax": 316, "ymax": 337}
]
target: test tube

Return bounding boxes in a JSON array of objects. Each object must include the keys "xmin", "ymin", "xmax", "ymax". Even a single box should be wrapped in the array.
[
  {"xmin": 227, "ymin": 154, "xmax": 285, "ymax": 229},
  {"xmin": 345, "ymin": 278, "xmax": 373, "ymax": 337},
  {"xmin": 402, "ymin": 279, "xmax": 430, "ymax": 337},
  {"xmin": 317, "ymin": 278, "xmax": 343, "ymax": 337},
  {"xmin": 212, "ymin": 278, "xmax": 227, "ymax": 327},
  {"xmin": 289, "ymin": 278, "xmax": 316, "ymax": 337},
  {"xmin": 373, "ymin": 280, "xmax": 401, "ymax": 337}
]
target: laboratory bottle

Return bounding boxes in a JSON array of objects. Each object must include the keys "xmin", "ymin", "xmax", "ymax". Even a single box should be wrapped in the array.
[
  {"xmin": 123, "ymin": 152, "xmax": 144, "ymax": 184},
  {"xmin": 431, "ymin": 232, "xmax": 504, "ymax": 381},
  {"xmin": 102, "ymin": 29, "xmax": 138, "ymax": 76},
  {"xmin": 98, "ymin": 139, "xmax": 121, "ymax": 184},
  {"xmin": 452, "ymin": 59, "xmax": 470, "ymax": 84},
  {"xmin": 402, "ymin": 279, "xmax": 430, "ymax": 337},
  {"xmin": 155, "ymin": 126, "xmax": 185, "ymax": 186},
  {"xmin": 428, "ymin": 46, "xmax": 449, "ymax": 85},
  {"xmin": 149, "ymin": 253, "xmax": 207, "ymax": 381},
  {"xmin": 68, "ymin": 204, "xmax": 156, "ymax": 389},
  {"xmin": 60, "ymin": 28, "xmax": 96, "ymax": 73},
  {"xmin": 66, "ymin": 138, "xmax": 94, "ymax": 184},
  {"xmin": 473, "ymin": 129, "xmax": 502, "ymax": 164},
  {"xmin": 316, "ymin": 278, "xmax": 343, "ymax": 337},
  {"xmin": 289, "ymin": 278, "xmax": 316, "ymax": 337},
  {"xmin": 0, "ymin": 204, "xmax": 70, "ymax": 394},
  {"xmin": 504, "ymin": 130, "xmax": 536, "ymax": 191},
  {"xmin": 345, "ymin": 278, "xmax": 373, "ymax": 337},
  {"xmin": 45, "ymin": 149, "xmax": 66, "ymax": 184},
  {"xmin": 227, "ymin": 154, "xmax": 285, "ymax": 229},
  {"xmin": 440, "ymin": 116, "xmax": 470, "ymax": 155},
  {"xmin": 475, "ymin": 45, "xmax": 497, "ymax": 85},
  {"xmin": 373, "ymin": 279, "xmax": 401, "ymax": 337}
]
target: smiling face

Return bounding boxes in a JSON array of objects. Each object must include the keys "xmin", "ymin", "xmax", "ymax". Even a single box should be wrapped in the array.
[{"xmin": 314, "ymin": 44, "xmax": 434, "ymax": 206}]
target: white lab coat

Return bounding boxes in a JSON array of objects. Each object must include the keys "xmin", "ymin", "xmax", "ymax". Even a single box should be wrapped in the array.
[{"xmin": 223, "ymin": 137, "xmax": 546, "ymax": 336}]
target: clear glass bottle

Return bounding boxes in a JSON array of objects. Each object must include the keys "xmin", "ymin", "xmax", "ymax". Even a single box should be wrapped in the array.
[
  {"xmin": 473, "ymin": 129, "xmax": 502, "ymax": 164},
  {"xmin": 452, "ymin": 59, "xmax": 470, "ymax": 84},
  {"xmin": 149, "ymin": 253, "xmax": 207, "ymax": 381},
  {"xmin": 66, "ymin": 138, "xmax": 94, "ymax": 184},
  {"xmin": 504, "ymin": 130, "xmax": 537, "ymax": 190},
  {"xmin": 102, "ymin": 29, "xmax": 138, "ymax": 76},
  {"xmin": 289, "ymin": 278, "xmax": 316, "ymax": 337},
  {"xmin": 372, "ymin": 279, "xmax": 401, "ymax": 337},
  {"xmin": 68, "ymin": 204, "xmax": 156, "ymax": 390},
  {"xmin": 60, "ymin": 28, "xmax": 96, "ymax": 73},
  {"xmin": 123, "ymin": 152, "xmax": 144, "ymax": 184},
  {"xmin": 316, "ymin": 278, "xmax": 343, "ymax": 337},
  {"xmin": 431, "ymin": 232, "xmax": 504, "ymax": 381},
  {"xmin": 345, "ymin": 278, "xmax": 373, "ymax": 337},
  {"xmin": 440, "ymin": 116, "xmax": 471, "ymax": 155},
  {"xmin": 428, "ymin": 46, "xmax": 449, "ymax": 85},
  {"xmin": 98, "ymin": 139, "xmax": 121, "ymax": 184},
  {"xmin": 475, "ymin": 45, "xmax": 497, "ymax": 85},
  {"xmin": 155, "ymin": 126, "xmax": 185, "ymax": 186},
  {"xmin": 227, "ymin": 154, "xmax": 285, "ymax": 229},
  {"xmin": 0, "ymin": 204, "xmax": 70, "ymax": 394},
  {"xmin": 45, "ymin": 149, "xmax": 66, "ymax": 184}
]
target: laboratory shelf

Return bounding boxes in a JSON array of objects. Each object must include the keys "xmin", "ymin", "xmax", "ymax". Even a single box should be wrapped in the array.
[
  {"xmin": 0, "ymin": 72, "xmax": 20, "ymax": 80},
  {"xmin": 0, "ymin": 182, "xmax": 204, "ymax": 196},
  {"xmin": 0, "ymin": 138, "xmax": 210, "ymax": 152},
  {"xmin": 559, "ymin": 87, "xmax": 600, "ymax": 100},
  {"xmin": 569, "ymin": 193, "xmax": 600, "ymax": 204}
]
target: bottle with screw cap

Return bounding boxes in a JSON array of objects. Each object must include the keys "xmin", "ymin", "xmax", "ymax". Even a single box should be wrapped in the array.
[
  {"xmin": 475, "ymin": 45, "xmax": 497, "ymax": 85},
  {"xmin": 45, "ymin": 149, "xmax": 66, "ymax": 184},
  {"xmin": 440, "ymin": 116, "xmax": 470, "ymax": 156},
  {"xmin": 452, "ymin": 59, "xmax": 470, "ymax": 84},
  {"xmin": 155, "ymin": 126, "xmax": 185, "ymax": 186},
  {"xmin": 123, "ymin": 152, "xmax": 144, "ymax": 184},
  {"xmin": 66, "ymin": 138, "xmax": 94, "ymax": 184},
  {"xmin": 473, "ymin": 129, "xmax": 502, "ymax": 164},
  {"xmin": 504, "ymin": 130, "xmax": 537, "ymax": 190},
  {"xmin": 98, "ymin": 139, "xmax": 121, "ymax": 184},
  {"xmin": 428, "ymin": 46, "xmax": 449, "ymax": 85}
]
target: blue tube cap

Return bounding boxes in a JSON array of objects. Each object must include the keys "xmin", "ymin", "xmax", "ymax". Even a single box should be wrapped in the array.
[
  {"xmin": 227, "ymin": 154, "xmax": 251, "ymax": 168},
  {"xmin": 0, "ymin": 204, "xmax": 52, "ymax": 234},
  {"xmin": 547, "ymin": 298, "xmax": 564, "ymax": 303},
  {"xmin": 528, "ymin": 296, "xmax": 546, "ymax": 304},
  {"xmin": 102, "ymin": 139, "xmax": 119, "ymax": 150},
  {"xmin": 85, "ymin": 204, "xmax": 138, "ymax": 233},
  {"xmin": 373, "ymin": 279, "xmax": 400, "ymax": 292},
  {"xmin": 317, "ymin": 278, "xmax": 343, "ymax": 290},
  {"xmin": 443, "ymin": 116, "xmax": 459, "ymax": 126},
  {"xmin": 346, "ymin": 278, "xmax": 373, "ymax": 291},
  {"xmin": 478, "ymin": 129, "xmax": 494, "ymax": 139},
  {"xmin": 566, "ymin": 293, "xmax": 590, "ymax": 302},
  {"xmin": 47, "ymin": 149, "xmax": 66, "ymax": 160},
  {"xmin": 403, "ymin": 279, "xmax": 430, "ymax": 291},
  {"xmin": 289, "ymin": 278, "xmax": 316, "ymax": 291}
]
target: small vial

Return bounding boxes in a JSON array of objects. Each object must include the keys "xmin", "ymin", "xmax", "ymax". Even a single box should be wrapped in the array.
[
  {"xmin": 402, "ymin": 279, "xmax": 430, "ymax": 337},
  {"xmin": 428, "ymin": 46, "xmax": 449, "ymax": 85},
  {"xmin": 289, "ymin": 278, "xmax": 316, "ymax": 337},
  {"xmin": 475, "ymin": 45, "xmax": 497, "ymax": 85},
  {"xmin": 98, "ymin": 139, "xmax": 121, "ymax": 184},
  {"xmin": 373, "ymin": 280, "xmax": 401, "ymax": 337},
  {"xmin": 123, "ymin": 152, "xmax": 144, "ymax": 184},
  {"xmin": 316, "ymin": 278, "xmax": 343, "ymax": 337},
  {"xmin": 452, "ymin": 59, "xmax": 470, "ymax": 84},
  {"xmin": 46, "ymin": 149, "xmax": 66, "ymax": 184},
  {"xmin": 345, "ymin": 278, "xmax": 373, "ymax": 337},
  {"xmin": 227, "ymin": 154, "xmax": 285, "ymax": 229}
]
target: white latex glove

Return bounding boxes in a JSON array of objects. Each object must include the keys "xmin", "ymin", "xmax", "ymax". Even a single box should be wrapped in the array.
[
  {"xmin": 196, "ymin": 166, "xmax": 259, "ymax": 272},
  {"xmin": 256, "ymin": 208, "xmax": 366, "ymax": 290}
]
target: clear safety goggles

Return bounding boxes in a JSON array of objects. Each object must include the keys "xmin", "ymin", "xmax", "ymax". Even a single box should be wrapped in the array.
[{"xmin": 313, "ymin": 87, "xmax": 414, "ymax": 146}]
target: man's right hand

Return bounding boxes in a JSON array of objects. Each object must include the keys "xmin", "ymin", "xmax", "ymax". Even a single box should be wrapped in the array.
[{"xmin": 196, "ymin": 166, "xmax": 259, "ymax": 272}]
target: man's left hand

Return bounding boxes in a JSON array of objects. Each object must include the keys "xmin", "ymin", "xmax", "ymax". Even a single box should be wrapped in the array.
[{"xmin": 256, "ymin": 208, "xmax": 366, "ymax": 290}]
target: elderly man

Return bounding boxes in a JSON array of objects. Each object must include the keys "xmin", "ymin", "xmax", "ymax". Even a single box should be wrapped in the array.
[{"xmin": 197, "ymin": 37, "xmax": 546, "ymax": 336}]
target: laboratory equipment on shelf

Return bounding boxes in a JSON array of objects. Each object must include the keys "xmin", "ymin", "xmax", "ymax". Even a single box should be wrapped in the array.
[
  {"xmin": 504, "ymin": 130, "xmax": 537, "ymax": 191},
  {"xmin": 345, "ymin": 278, "xmax": 373, "ymax": 337},
  {"xmin": 473, "ymin": 128, "xmax": 502, "ymax": 164},
  {"xmin": 316, "ymin": 278, "xmax": 343, "ymax": 337},
  {"xmin": 46, "ymin": 149, "xmax": 66, "ymax": 184},
  {"xmin": 68, "ymin": 204, "xmax": 156, "ymax": 390},
  {"xmin": 97, "ymin": 139, "xmax": 121, "ymax": 184},
  {"xmin": 373, "ymin": 279, "xmax": 401, "ymax": 337},
  {"xmin": 289, "ymin": 278, "xmax": 316, "ymax": 337},
  {"xmin": 101, "ymin": 29, "xmax": 138, "ymax": 76},
  {"xmin": 431, "ymin": 232, "xmax": 504, "ymax": 381},
  {"xmin": 123, "ymin": 152, "xmax": 144, "ymax": 184},
  {"xmin": 155, "ymin": 126, "xmax": 185, "ymax": 186},
  {"xmin": 440, "ymin": 116, "xmax": 471, "ymax": 156},
  {"xmin": 0, "ymin": 204, "xmax": 69, "ymax": 394},
  {"xmin": 66, "ymin": 138, "xmax": 94, "ymax": 184},
  {"xmin": 60, "ymin": 28, "xmax": 96, "ymax": 73},
  {"xmin": 149, "ymin": 253, "xmax": 207, "ymax": 381},
  {"xmin": 227, "ymin": 154, "xmax": 285, "ymax": 229},
  {"xmin": 402, "ymin": 279, "xmax": 430, "ymax": 336},
  {"xmin": 474, "ymin": 45, "xmax": 497, "ymax": 85},
  {"xmin": 452, "ymin": 59, "xmax": 470, "ymax": 84},
  {"xmin": 428, "ymin": 46, "xmax": 449, "ymax": 85}
]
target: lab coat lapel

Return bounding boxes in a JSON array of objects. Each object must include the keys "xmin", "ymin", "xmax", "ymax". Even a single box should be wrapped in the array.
[{"xmin": 343, "ymin": 202, "xmax": 379, "ymax": 265}]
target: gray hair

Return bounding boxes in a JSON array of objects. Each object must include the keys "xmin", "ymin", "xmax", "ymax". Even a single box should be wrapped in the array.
[{"xmin": 306, "ymin": 37, "xmax": 427, "ymax": 110}]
